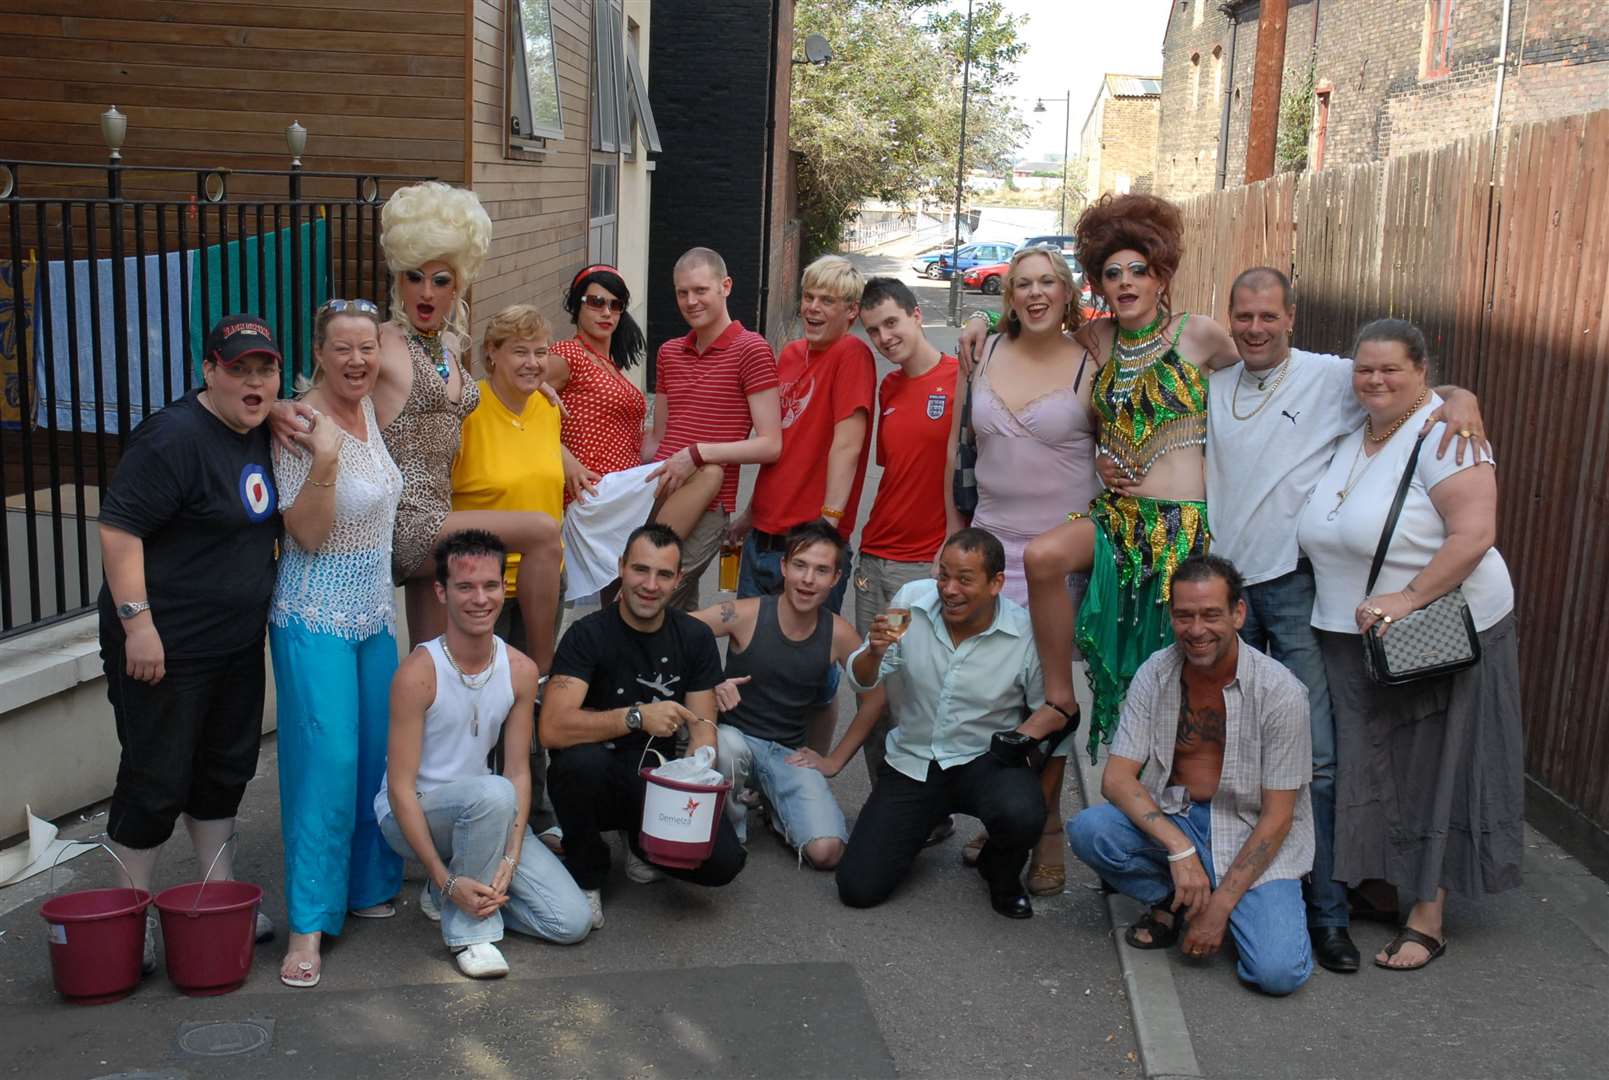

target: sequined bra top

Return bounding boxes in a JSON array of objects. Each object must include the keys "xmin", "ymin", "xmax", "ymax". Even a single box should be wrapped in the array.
[{"xmin": 1092, "ymin": 315, "xmax": 1208, "ymax": 482}]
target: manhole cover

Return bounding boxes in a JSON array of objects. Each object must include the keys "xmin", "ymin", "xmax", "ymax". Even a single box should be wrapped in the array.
[{"xmin": 175, "ymin": 1019, "xmax": 274, "ymax": 1057}]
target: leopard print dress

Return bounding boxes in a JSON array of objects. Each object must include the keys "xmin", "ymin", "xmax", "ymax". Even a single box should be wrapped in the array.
[{"xmin": 381, "ymin": 332, "xmax": 479, "ymax": 581}]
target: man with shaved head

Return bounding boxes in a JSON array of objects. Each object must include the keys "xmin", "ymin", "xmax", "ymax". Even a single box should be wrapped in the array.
[{"xmin": 643, "ymin": 247, "xmax": 783, "ymax": 608}]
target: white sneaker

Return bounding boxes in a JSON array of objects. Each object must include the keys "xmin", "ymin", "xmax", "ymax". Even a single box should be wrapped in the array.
[
  {"xmin": 624, "ymin": 849, "xmax": 664, "ymax": 884},
  {"xmin": 419, "ymin": 883, "xmax": 442, "ymax": 922},
  {"xmin": 141, "ymin": 911, "xmax": 159, "ymax": 975},
  {"xmin": 584, "ymin": 888, "xmax": 605, "ymax": 930},
  {"xmin": 254, "ymin": 911, "xmax": 275, "ymax": 943},
  {"xmin": 453, "ymin": 942, "xmax": 509, "ymax": 979}
]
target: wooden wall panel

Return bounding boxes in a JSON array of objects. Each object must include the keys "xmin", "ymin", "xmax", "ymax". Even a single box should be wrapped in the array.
[{"xmin": 0, "ymin": 6, "xmax": 467, "ymax": 199}]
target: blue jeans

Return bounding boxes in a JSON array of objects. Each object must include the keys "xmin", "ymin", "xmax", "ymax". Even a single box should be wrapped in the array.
[
  {"xmin": 1068, "ymin": 801, "xmax": 1313, "ymax": 996},
  {"xmin": 271, "ymin": 621, "xmax": 403, "ymax": 936},
  {"xmin": 738, "ymin": 531, "xmax": 850, "ymax": 705},
  {"xmin": 1240, "ymin": 563, "xmax": 1346, "ymax": 930},
  {"xmin": 379, "ymin": 775, "xmax": 591, "ymax": 950},
  {"xmin": 714, "ymin": 726, "xmax": 849, "ymax": 850}
]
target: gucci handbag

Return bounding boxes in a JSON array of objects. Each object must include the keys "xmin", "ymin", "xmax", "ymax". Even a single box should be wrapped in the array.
[{"xmin": 1360, "ymin": 434, "xmax": 1481, "ymax": 685}]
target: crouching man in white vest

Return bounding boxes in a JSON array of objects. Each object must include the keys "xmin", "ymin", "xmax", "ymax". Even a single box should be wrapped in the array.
[{"xmin": 379, "ymin": 529, "xmax": 592, "ymax": 979}]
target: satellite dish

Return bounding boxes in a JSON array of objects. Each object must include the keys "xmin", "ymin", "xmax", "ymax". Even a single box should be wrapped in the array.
[{"xmin": 804, "ymin": 33, "xmax": 833, "ymax": 65}]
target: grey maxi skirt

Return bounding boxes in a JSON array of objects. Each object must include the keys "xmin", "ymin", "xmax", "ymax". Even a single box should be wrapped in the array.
[{"xmin": 1318, "ymin": 612, "xmax": 1524, "ymax": 903}]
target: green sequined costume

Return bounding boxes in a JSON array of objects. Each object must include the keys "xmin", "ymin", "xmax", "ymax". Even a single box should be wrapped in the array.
[{"xmin": 1076, "ymin": 317, "xmax": 1211, "ymax": 760}]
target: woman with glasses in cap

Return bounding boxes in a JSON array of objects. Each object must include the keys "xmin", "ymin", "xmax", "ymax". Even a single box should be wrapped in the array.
[
  {"xmin": 269, "ymin": 298, "xmax": 404, "ymax": 988},
  {"xmin": 99, "ymin": 315, "xmax": 284, "ymax": 977},
  {"xmin": 542, "ymin": 265, "xmax": 721, "ymax": 600}
]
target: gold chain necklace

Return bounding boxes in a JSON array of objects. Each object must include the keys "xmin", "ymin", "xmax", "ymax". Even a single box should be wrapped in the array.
[
  {"xmin": 441, "ymin": 640, "xmax": 495, "ymax": 734},
  {"xmin": 1365, "ymin": 387, "xmax": 1429, "ymax": 444},
  {"xmin": 1229, "ymin": 356, "xmax": 1293, "ymax": 421}
]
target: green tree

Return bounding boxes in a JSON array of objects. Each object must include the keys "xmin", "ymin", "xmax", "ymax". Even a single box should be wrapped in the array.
[
  {"xmin": 1276, "ymin": 57, "xmax": 1316, "ymax": 175},
  {"xmin": 791, "ymin": 0, "xmax": 1028, "ymax": 258}
]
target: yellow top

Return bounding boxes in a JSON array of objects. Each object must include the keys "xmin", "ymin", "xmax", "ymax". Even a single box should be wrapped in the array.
[{"xmin": 451, "ymin": 379, "xmax": 564, "ymax": 595}]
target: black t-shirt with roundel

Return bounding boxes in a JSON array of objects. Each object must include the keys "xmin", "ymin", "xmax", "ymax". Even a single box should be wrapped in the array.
[{"xmin": 97, "ymin": 389, "xmax": 282, "ymax": 659}]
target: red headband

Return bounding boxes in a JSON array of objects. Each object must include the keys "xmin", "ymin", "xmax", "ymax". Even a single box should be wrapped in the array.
[{"xmin": 572, "ymin": 263, "xmax": 621, "ymax": 290}]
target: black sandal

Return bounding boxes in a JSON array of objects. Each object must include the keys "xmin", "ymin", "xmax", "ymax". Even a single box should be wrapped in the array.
[
  {"xmin": 1123, "ymin": 897, "xmax": 1182, "ymax": 950},
  {"xmin": 1374, "ymin": 926, "xmax": 1446, "ymax": 971}
]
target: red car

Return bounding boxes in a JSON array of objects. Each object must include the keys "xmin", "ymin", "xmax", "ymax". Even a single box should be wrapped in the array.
[{"xmin": 962, "ymin": 251, "xmax": 1086, "ymax": 296}]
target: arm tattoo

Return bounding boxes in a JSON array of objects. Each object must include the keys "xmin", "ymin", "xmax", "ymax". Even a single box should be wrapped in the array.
[
  {"xmin": 1140, "ymin": 810, "xmax": 1163, "ymax": 824},
  {"xmin": 547, "ymin": 675, "xmax": 579, "ymax": 691},
  {"xmin": 1223, "ymin": 838, "xmax": 1275, "ymax": 890},
  {"xmin": 718, "ymin": 600, "xmax": 737, "ymax": 624}
]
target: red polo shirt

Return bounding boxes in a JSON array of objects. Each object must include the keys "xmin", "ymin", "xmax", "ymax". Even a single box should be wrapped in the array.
[
  {"xmin": 653, "ymin": 320, "xmax": 779, "ymax": 512},
  {"xmin": 859, "ymin": 354, "xmax": 959, "ymax": 562},
  {"xmin": 749, "ymin": 334, "xmax": 876, "ymax": 540}
]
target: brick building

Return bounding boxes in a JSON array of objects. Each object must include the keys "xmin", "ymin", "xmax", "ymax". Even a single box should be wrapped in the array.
[
  {"xmin": 1155, "ymin": 0, "xmax": 1609, "ymax": 198},
  {"xmin": 1078, "ymin": 74, "xmax": 1163, "ymax": 197},
  {"xmin": 646, "ymin": 0, "xmax": 799, "ymax": 355}
]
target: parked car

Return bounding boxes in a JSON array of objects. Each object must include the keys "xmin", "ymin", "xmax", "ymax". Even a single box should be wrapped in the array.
[
  {"xmin": 1022, "ymin": 234, "xmax": 1076, "ymax": 250},
  {"xmin": 912, "ymin": 240, "xmax": 1018, "ymax": 280},
  {"xmin": 962, "ymin": 252, "xmax": 1085, "ymax": 295}
]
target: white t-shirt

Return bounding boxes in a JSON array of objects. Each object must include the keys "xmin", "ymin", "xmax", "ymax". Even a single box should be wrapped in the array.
[
  {"xmin": 1206, "ymin": 350, "xmax": 1363, "ymax": 586},
  {"xmin": 1297, "ymin": 396, "xmax": 1514, "ymax": 633}
]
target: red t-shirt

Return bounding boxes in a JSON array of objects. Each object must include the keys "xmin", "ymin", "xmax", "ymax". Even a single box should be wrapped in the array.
[
  {"xmin": 859, "ymin": 354, "xmax": 959, "ymax": 562},
  {"xmin": 553, "ymin": 338, "xmax": 647, "ymax": 502},
  {"xmin": 653, "ymin": 321, "xmax": 779, "ymax": 512},
  {"xmin": 750, "ymin": 334, "xmax": 876, "ymax": 540}
]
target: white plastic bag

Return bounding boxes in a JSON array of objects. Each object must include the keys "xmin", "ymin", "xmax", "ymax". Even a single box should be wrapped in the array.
[{"xmin": 648, "ymin": 744, "xmax": 723, "ymax": 786}]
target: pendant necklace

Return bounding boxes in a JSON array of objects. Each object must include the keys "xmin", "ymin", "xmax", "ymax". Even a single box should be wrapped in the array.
[
  {"xmin": 1230, "ymin": 355, "xmax": 1293, "ymax": 421},
  {"xmin": 415, "ymin": 330, "xmax": 451, "ymax": 384},
  {"xmin": 1329, "ymin": 439, "xmax": 1376, "ymax": 521},
  {"xmin": 441, "ymin": 640, "xmax": 495, "ymax": 734}
]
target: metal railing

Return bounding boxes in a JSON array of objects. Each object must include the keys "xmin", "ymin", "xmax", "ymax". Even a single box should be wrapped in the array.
[{"xmin": 0, "ymin": 110, "xmax": 432, "ymax": 639}]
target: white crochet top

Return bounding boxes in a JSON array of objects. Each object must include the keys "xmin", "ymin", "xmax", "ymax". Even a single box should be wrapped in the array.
[{"xmin": 270, "ymin": 397, "xmax": 403, "ymax": 639}]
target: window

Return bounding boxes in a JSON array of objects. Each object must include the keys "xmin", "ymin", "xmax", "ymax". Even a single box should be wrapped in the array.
[
  {"xmin": 509, "ymin": 0, "xmax": 564, "ymax": 142},
  {"xmin": 1423, "ymin": 0, "xmax": 1454, "ymax": 79},
  {"xmin": 1212, "ymin": 44, "xmax": 1223, "ymax": 102},
  {"xmin": 592, "ymin": 1, "xmax": 627, "ymax": 153},
  {"xmin": 1190, "ymin": 52, "xmax": 1201, "ymax": 111},
  {"xmin": 1192, "ymin": 0, "xmax": 1204, "ymax": 29},
  {"xmin": 589, "ymin": 158, "xmax": 618, "ymax": 263},
  {"xmin": 623, "ymin": 18, "xmax": 662, "ymax": 160}
]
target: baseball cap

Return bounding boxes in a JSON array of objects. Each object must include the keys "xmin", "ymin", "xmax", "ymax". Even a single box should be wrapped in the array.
[{"xmin": 204, "ymin": 315, "xmax": 283, "ymax": 367}]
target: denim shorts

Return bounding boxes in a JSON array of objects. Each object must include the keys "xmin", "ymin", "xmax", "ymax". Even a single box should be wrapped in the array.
[{"xmin": 716, "ymin": 726, "xmax": 849, "ymax": 848}]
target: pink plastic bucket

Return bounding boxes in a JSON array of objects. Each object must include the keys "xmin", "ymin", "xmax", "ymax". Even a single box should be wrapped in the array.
[
  {"xmin": 154, "ymin": 880, "xmax": 261, "ymax": 996},
  {"xmin": 638, "ymin": 768, "xmax": 730, "ymax": 869},
  {"xmin": 39, "ymin": 886, "xmax": 151, "ymax": 1004}
]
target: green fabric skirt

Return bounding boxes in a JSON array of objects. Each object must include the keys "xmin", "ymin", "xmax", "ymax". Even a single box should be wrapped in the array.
[{"xmin": 1074, "ymin": 492, "xmax": 1210, "ymax": 761}]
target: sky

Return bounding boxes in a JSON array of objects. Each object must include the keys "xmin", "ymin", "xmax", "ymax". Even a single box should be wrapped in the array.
[{"xmin": 996, "ymin": 0, "xmax": 1174, "ymax": 162}]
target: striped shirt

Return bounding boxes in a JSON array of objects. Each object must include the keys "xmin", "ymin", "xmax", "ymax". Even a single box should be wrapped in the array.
[
  {"xmin": 653, "ymin": 320, "xmax": 779, "ymax": 512},
  {"xmin": 1110, "ymin": 642, "xmax": 1314, "ymax": 889}
]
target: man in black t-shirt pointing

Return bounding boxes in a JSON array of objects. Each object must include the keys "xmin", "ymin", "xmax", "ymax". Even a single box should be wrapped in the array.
[{"xmin": 540, "ymin": 524, "xmax": 745, "ymax": 928}]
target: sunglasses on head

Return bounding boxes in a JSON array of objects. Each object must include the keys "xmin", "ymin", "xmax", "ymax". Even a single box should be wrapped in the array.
[
  {"xmin": 321, "ymin": 298, "xmax": 381, "ymax": 315},
  {"xmin": 581, "ymin": 294, "xmax": 627, "ymax": 313}
]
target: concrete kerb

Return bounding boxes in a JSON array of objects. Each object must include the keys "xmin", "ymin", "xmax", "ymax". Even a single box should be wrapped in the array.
[{"xmin": 1072, "ymin": 745, "xmax": 1206, "ymax": 1080}]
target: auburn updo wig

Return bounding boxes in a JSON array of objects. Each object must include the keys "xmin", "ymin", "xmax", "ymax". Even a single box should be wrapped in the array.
[{"xmin": 1074, "ymin": 193, "xmax": 1186, "ymax": 315}]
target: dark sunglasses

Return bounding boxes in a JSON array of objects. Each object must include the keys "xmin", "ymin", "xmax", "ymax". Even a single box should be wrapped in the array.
[
  {"xmin": 320, "ymin": 298, "xmax": 381, "ymax": 316},
  {"xmin": 581, "ymin": 294, "xmax": 627, "ymax": 313}
]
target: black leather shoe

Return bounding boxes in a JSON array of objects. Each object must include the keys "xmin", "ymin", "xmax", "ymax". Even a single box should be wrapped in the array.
[
  {"xmin": 990, "ymin": 890, "xmax": 1034, "ymax": 919},
  {"xmin": 1311, "ymin": 926, "xmax": 1360, "ymax": 973}
]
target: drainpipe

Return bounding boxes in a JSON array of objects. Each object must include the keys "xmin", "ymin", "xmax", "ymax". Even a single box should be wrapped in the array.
[
  {"xmin": 757, "ymin": 0, "xmax": 782, "ymax": 334},
  {"xmin": 1215, "ymin": 11, "xmax": 1239, "ymax": 190},
  {"xmin": 1490, "ymin": 0, "xmax": 1512, "ymax": 136}
]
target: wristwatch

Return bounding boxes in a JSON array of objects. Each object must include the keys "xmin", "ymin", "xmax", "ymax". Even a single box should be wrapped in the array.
[
  {"xmin": 116, "ymin": 600, "xmax": 151, "ymax": 620},
  {"xmin": 625, "ymin": 705, "xmax": 643, "ymax": 733}
]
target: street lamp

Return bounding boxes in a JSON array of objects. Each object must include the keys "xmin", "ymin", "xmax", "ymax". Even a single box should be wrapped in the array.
[
  {"xmin": 948, "ymin": 0, "xmax": 975, "ymax": 325},
  {"xmin": 1034, "ymin": 93, "xmax": 1071, "ymax": 233}
]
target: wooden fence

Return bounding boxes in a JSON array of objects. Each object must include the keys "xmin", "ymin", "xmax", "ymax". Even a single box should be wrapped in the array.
[{"xmin": 1172, "ymin": 108, "xmax": 1609, "ymax": 833}]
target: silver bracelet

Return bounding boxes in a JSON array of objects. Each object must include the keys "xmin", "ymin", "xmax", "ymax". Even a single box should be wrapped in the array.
[
  {"xmin": 1166, "ymin": 845, "xmax": 1198, "ymax": 864},
  {"xmin": 501, "ymin": 854, "xmax": 517, "ymax": 868},
  {"xmin": 442, "ymin": 874, "xmax": 459, "ymax": 898}
]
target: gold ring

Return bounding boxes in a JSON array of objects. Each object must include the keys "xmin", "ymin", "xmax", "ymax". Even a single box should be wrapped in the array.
[
  {"xmin": 1459, "ymin": 428, "xmax": 1472, "ymax": 438},
  {"xmin": 1382, "ymin": 615, "xmax": 1393, "ymax": 625},
  {"xmin": 1371, "ymin": 607, "xmax": 1384, "ymax": 617}
]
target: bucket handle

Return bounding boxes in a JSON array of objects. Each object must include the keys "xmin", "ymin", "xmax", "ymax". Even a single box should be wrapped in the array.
[
  {"xmin": 47, "ymin": 841, "xmax": 137, "ymax": 898},
  {"xmin": 637, "ymin": 745, "xmax": 668, "ymax": 773},
  {"xmin": 188, "ymin": 831, "xmax": 239, "ymax": 916}
]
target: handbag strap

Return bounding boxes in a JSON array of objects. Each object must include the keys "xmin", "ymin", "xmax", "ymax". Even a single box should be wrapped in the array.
[
  {"xmin": 960, "ymin": 334, "xmax": 1002, "ymax": 432},
  {"xmin": 1365, "ymin": 433, "xmax": 1428, "ymax": 596}
]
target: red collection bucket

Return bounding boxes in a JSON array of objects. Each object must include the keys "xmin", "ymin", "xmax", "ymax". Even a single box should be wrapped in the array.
[
  {"xmin": 638, "ymin": 766, "xmax": 730, "ymax": 870},
  {"xmin": 39, "ymin": 848, "xmax": 152, "ymax": 1005},
  {"xmin": 154, "ymin": 879, "xmax": 261, "ymax": 997}
]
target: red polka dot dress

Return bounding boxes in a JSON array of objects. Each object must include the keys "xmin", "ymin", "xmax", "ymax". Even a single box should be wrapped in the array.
[{"xmin": 553, "ymin": 337, "xmax": 647, "ymax": 506}]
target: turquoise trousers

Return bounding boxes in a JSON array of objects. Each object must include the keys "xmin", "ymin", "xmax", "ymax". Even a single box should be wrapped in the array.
[{"xmin": 270, "ymin": 620, "xmax": 403, "ymax": 936}]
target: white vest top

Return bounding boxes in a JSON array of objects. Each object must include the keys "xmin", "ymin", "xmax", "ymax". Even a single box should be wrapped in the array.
[{"xmin": 375, "ymin": 635, "xmax": 516, "ymax": 821}]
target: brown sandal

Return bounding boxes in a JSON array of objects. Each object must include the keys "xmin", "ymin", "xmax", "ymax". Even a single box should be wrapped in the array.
[
  {"xmin": 1027, "ymin": 818, "xmax": 1065, "ymax": 895},
  {"xmin": 1374, "ymin": 927, "xmax": 1446, "ymax": 971}
]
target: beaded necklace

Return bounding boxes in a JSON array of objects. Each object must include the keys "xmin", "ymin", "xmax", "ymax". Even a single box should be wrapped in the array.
[
  {"xmin": 413, "ymin": 329, "xmax": 451, "ymax": 384},
  {"xmin": 1107, "ymin": 313, "xmax": 1172, "ymax": 396}
]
